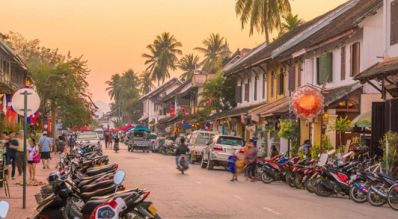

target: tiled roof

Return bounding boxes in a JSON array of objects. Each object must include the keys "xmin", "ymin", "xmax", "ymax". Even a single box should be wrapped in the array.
[
  {"xmin": 355, "ymin": 57, "xmax": 398, "ymax": 82},
  {"xmin": 140, "ymin": 78, "xmax": 181, "ymax": 100}
]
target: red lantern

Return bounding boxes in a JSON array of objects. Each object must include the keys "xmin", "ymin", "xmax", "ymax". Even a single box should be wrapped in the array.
[{"xmin": 291, "ymin": 86, "xmax": 324, "ymax": 121}]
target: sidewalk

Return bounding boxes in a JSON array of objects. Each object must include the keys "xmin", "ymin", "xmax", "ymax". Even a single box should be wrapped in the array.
[{"xmin": 1, "ymin": 153, "xmax": 58, "ymax": 218}]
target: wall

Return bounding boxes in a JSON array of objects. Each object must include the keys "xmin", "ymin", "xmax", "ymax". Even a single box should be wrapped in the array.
[
  {"xmin": 237, "ymin": 70, "xmax": 267, "ymax": 108},
  {"xmin": 385, "ymin": 0, "xmax": 398, "ymax": 55},
  {"xmin": 361, "ymin": 8, "xmax": 384, "ymax": 70}
]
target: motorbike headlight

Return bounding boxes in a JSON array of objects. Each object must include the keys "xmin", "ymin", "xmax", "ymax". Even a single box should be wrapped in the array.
[{"xmin": 97, "ymin": 206, "xmax": 115, "ymax": 219}]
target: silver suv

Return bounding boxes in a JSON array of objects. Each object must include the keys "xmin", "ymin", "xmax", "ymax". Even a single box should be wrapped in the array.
[{"xmin": 201, "ymin": 135, "xmax": 244, "ymax": 170}]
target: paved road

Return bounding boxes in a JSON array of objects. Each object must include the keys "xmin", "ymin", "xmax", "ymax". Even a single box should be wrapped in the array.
[{"xmin": 104, "ymin": 145, "xmax": 397, "ymax": 219}]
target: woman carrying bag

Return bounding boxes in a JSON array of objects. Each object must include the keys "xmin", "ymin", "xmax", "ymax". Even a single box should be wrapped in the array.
[{"xmin": 27, "ymin": 138, "xmax": 40, "ymax": 183}]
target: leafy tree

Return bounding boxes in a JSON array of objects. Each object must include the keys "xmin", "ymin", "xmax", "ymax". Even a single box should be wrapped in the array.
[
  {"xmin": 178, "ymin": 54, "xmax": 200, "ymax": 81},
  {"xmin": 380, "ymin": 131, "xmax": 398, "ymax": 177},
  {"xmin": 2, "ymin": 32, "xmax": 95, "ymax": 130},
  {"xmin": 142, "ymin": 32, "xmax": 182, "ymax": 86},
  {"xmin": 278, "ymin": 13, "xmax": 305, "ymax": 37},
  {"xmin": 107, "ymin": 70, "xmax": 142, "ymax": 123},
  {"xmin": 278, "ymin": 119, "xmax": 299, "ymax": 156},
  {"xmin": 195, "ymin": 33, "xmax": 230, "ymax": 74},
  {"xmin": 199, "ymin": 71, "xmax": 237, "ymax": 113},
  {"xmin": 333, "ymin": 116, "xmax": 353, "ymax": 148},
  {"xmin": 235, "ymin": 0, "xmax": 292, "ymax": 44},
  {"xmin": 140, "ymin": 71, "xmax": 154, "ymax": 95}
]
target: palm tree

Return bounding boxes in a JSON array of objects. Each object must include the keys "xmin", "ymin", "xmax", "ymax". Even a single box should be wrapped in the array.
[
  {"xmin": 178, "ymin": 54, "xmax": 200, "ymax": 81},
  {"xmin": 142, "ymin": 32, "xmax": 182, "ymax": 86},
  {"xmin": 278, "ymin": 13, "xmax": 305, "ymax": 37},
  {"xmin": 140, "ymin": 71, "xmax": 154, "ymax": 94},
  {"xmin": 194, "ymin": 33, "xmax": 230, "ymax": 74},
  {"xmin": 235, "ymin": 0, "xmax": 291, "ymax": 44},
  {"xmin": 106, "ymin": 74, "xmax": 122, "ymax": 119}
]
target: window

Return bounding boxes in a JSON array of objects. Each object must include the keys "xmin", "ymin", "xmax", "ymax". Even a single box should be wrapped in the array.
[
  {"xmin": 391, "ymin": 0, "xmax": 398, "ymax": 45},
  {"xmin": 235, "ymin": 82, "xmax": 242, "ymax": 103},
  {"xmin": 350, "ymin": 42, "xmax": 360, "ymax": 76},
  {"xmin": 262, "ymin": 73, "xmax": 266, "ymax": 99},
  {"xmin": 278, "ymin": 71, "xmax": 285, "ymax": 95},
  {"xmin": 254, "ymin": 75, "xmax": 258, "ymax": 101},
  {"xmin": 244, "ymin": 80, "xmax": 249, "ymax": 102},
  {"xmin": 341, "ymin": 46, "xmax": 346, "ymax": 80},
  {"xmin": 271, "ymin": 71, "xmax": 275, "ymax": 97},
  {"xmin": 316, "ymin": 53, "xmax": 333, "ymax": 85}
]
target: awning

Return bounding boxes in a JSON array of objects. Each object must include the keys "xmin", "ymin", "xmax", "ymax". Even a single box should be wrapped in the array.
[
  {"xmin": 249, "ymin": 97, "xmax": 290, "ymax": 121},
  {"xmin": 208, "ymin": 102, "xmax": 264, "ymax": 121},
  {"xmin": 355, "ymin": 57, "xmax": 398, "ymax": 97},
  {"xmin": 158, "ymin": 115, "xmax": 182, "ymax": 125},
  {"xmin": 323, "ymin": 83, "xmax": 362, "ymax": 106}
]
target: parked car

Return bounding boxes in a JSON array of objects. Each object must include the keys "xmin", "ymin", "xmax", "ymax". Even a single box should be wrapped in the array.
[
  {"xmin": 188, "ymin": 131, "xmax": 216, "ymax": 163},
  {"xmin": 127, "ymin": 127, "xmax": 151, "ymax": 152},
  {"xmin": 76, "ymin": 131, "xmax": 100, "ymax": 145},
  {"xmin": 201, "ymin": 135, "xmax": 244, "ymax": 170}
]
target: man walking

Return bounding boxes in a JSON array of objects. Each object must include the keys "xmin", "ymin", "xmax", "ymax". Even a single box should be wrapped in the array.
[
  {"xmin": 8, "ymin": 132, "xmax": 18, "ymax": 180},
  {"xmin": 15, "ymin": 131, "xmax": 25, "ymax": 177},
  {"xmin": 39, "ymin": 131, "xmax": 52, "ymax": 169}
]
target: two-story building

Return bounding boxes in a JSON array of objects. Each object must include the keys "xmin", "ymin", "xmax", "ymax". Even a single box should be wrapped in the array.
[
  {"xmin": 0, "ymin": 39, "xmax": 29, "ymax": 125},
  {"xmin": 355, "ymin": 0, "xmax": 398, "ymax": 160}
]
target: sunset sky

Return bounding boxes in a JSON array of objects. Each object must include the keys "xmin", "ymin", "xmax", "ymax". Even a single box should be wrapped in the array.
[{"xmin": 0, "ymin": 0, "xmax": 347, "ymax": 113}]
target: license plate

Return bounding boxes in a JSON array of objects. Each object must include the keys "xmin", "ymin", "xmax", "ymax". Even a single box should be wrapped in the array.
[{"xmin": 148, "ymin": 204, "xmax": 158, "ymax": 216}]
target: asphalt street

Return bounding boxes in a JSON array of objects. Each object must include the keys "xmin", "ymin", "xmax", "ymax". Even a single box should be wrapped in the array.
[{"xmin": 104, "ymin": 145, "xmax": 397, "ymax": 219}]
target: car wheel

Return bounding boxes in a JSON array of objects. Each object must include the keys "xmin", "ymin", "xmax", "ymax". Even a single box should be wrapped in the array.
[
  {"xmin": 207, "ymin": 156, "xmax": 214, "ymax": 170},
  {"xmin": 200, "ymin": 155, "xmax": 207, "ymax": 169}
]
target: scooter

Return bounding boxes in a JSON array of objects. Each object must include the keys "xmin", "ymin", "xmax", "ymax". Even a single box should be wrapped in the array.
[{"xmin": 178, "ymin": 154, "xmax": 189, "ymax": 174}]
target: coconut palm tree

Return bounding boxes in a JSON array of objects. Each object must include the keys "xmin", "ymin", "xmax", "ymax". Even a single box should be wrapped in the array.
[
  {"xmin": 194, "ymin": 33, "xmax": 230, "ymax": 74},
  {"xmin": 106, "ymin": 74, "xmax": 122, "ymax": 119},
  {"xmin": 140, "ymin": 71, "xmax": 154, "ymax": 94},
  {"xmin": 178, "ymin": 54, "xmax": 200, "ymax": 81},
  {"xmin": 142, "ymin": 32, "xmax": 182, "ymax": 86},
  {"xmin": 278, "ymin": 13, "xmax": 305, "ymax": 37},
  {"xmin": 235, "ymin": 0, "xmax": 291, "ymax": 44}
]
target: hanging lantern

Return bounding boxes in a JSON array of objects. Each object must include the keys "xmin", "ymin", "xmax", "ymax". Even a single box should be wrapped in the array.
[{"xmin": 291, "ymin": 86, "xmax": 324, "ymax": 121}]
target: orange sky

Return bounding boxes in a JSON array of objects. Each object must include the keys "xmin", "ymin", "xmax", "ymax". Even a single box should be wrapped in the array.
[{"xmin": 0, "ymin": 0, "xmax": 347, "ymax": 113}]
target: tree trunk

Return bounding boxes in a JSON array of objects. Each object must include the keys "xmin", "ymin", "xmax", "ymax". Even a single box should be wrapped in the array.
[
  {"xmin": 51, "ymin": 104, "xmax": 56, "ymax": 152},
  {"xmin": 265, "ymin": 30, "xmax": 270, "ymax": 44}
]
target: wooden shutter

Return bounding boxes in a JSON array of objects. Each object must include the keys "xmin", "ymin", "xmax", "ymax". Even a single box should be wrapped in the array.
[
  {"xmin": 341, "ymin": 46, "xmax": 346, "ymax": 80},
  {"xmin": 271, "ymin": 71, "xmax": 274, "ymax": 97},
  {"xmin": 391, "ymin": 0, "xmax": 398, "ymax": 45},
  {"xmin": 244, "ymin": 83, "xmax": 249, "ymax": 101},
  {"xmin": 350, "ymin": 43, "xmax": 360, "ymax": 76},
  {"xmin": 235, "ymin": 86, "xmax": 242, "ymax": 103},
  {"xmin": 317, "ymin": 53, "xmax": 333, "ymax": 85},
  {"xmin": 371, "ymin": 102, "xmax": 386, "ymax": 156},
  {"xmin": 254, "ymin": 76, "xmax": 258, "ymax": 101},
  {"xmin": 288, "ymin": 64, "xmax": 296, "ymax": 92}
]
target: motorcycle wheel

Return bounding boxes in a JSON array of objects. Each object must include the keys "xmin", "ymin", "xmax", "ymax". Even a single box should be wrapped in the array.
[
  {"xmin": 349, "ymin": 185, "xmax": 368, "ymax": 203},
  {"xmin": 200, "ymin": 156, "xmax": 207, "ymax": 169},
  {"xmin": 387, "ymin": 184, "xmax": 398, "ymax": 211},
  {"xmin": 285, "ymin": 172, "xmax": 295, "ymax": 188},
  {"xmin": 315, "ymin": 178, "xmax": 332, "ymax": 197},
  {"xmin": 367, "ymin": 185, "xmax": 387, "ymax": 207},
  {"xmin": 305, "ymin": 178, "xmax": 316, "ymax": 193},
  {"xmin": 294, "ymin": 173, "xmax": 304, "ymax": 189},
  {"xmin": 261, "ymin": 172, "xmax": 273, "ymax": 184}
]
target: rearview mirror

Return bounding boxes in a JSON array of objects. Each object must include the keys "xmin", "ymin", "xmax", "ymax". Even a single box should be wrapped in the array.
[
  {"xmin": 113, "ymin": 170, "xmax": 125, "ymax": 186},
  {"xmin": 0, "ymin": 201, "xmax": 9, "ymax": 219}
]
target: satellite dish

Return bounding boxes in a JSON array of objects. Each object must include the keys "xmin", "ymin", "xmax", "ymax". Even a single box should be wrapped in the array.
[{"xmin": 11, "ymin": 88, "xmax": 41, "ymax": 116}]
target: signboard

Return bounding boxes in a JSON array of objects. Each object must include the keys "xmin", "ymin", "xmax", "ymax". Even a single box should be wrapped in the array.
[{"xmin": 11, "ymin": 88, "xmax": 40, "ymax": 116}]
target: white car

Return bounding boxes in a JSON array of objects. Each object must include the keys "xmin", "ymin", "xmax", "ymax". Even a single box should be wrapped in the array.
[
  {"xmin": 76, "ymin": 131, "xmax": 100, "ymax": 145},
  {"xmin": 201, "ymin": 135, "xmax": 244, "ymax": 170}
]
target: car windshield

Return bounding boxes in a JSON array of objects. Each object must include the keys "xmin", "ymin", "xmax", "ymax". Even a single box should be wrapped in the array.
[
  {"xmin": 78, "ymin": 132, "xmax": 98, "ymax": 140},
  {"xmin": 133, "ymin": 132, "xmax": 146, "ymax": 138},
  {"xmin": 195, "ymin": 133, "xmax": 214, "ymax": 144},
  {"xmin": 216, "ymin": 137, "xmax": 244, "ymax": 146}
]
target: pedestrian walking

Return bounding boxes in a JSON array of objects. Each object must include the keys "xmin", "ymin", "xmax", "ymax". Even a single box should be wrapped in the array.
[
  {"xmin": 104, "ymin": 132, "xmax": 110, "ymax": 149},
  {"xmin": 113, "ymin": 134, "xmax": 120, "ymax": 152},
  {"xmin": 227, "ymin": 150, "xmax": 238, "ymax": 181},
  {"xmin": 39, "ymin": 131, "xmax": 52, "ymax": 169},
  {"xmin": 27, "ymin": 138, "xmax": 39, "ymax": 183},
  {"xmin": 300, "ymin": 140, "xmax": 312, "ymax": 159},
  {"xmin": 9, "ymin": 132, "xmax": 24, "ymax": 177},
  {"xmin": 56, "ymin": 135, "xmax": 66, "ymax": 159},
  {"xmin": 68, "ymin": 133, "xmax": 75, "ymax": 151},
  {"xmin": 247, "ymin": 142, "xmax": 258, "ymax": 182}
]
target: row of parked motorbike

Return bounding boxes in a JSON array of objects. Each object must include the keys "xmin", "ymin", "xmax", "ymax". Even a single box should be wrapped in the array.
[
  {"xmin": 32, "ymin": 144, "xmax": 161, "ymax": 219},
  {"xmin": 255, "ymin": 153, "xmax": 398, "ymax": 211}
]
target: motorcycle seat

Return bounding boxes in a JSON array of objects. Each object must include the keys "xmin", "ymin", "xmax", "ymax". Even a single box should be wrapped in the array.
[
  {"xmin": 77, "ymin": 173, "xmax": 114, "ymax": 187},
  {"xmin": 80, "ymin": 185, "xmax": 116, "ymax": 201},
  {"xmin": 81, "ymin": 199, "xmax": 106, "ymax": 215},
  {"xmin": 80, "ymin": 180, "xmax": 114, "ymax": 193},
  {"xmin": 86, "ymin": 164, "xmax": 116, "ymax": 176}
]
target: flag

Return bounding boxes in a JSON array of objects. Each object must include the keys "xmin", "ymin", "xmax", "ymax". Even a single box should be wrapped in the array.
[{"xmin": 5, "ymin": 95, "xmax": 17, "ymax": 124}]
